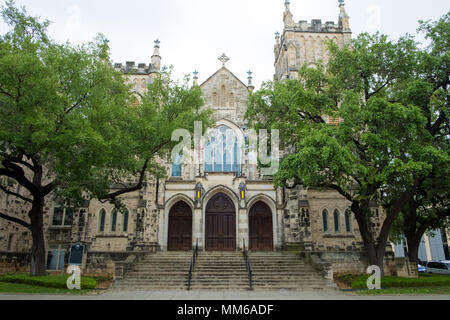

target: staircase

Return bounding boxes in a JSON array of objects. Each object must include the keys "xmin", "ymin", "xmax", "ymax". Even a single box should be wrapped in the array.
[
  {"xmin": 112, "ymin": 252, "xmax": 191, "ymax": 291},
  {"xmin": 189, "ymin": 252, "xmax": 249, "ymax": 291},
  {"xmin": 249, "ymin": 252, "xmax": 335, "ymax": 291},
  {"xmin": 112, "ymin": 251, "xmax": 336, "ymax": 291}
]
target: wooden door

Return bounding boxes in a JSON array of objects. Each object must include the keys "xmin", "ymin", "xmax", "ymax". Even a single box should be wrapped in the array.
[
  {"xmin": 249, "ymin": 201, "xmax": 273, "ymax": 251},
  {"xmin": 168, "ymin": 201, "xmax": 192, "ymax": 251},
  {"xmin": 205, "ymin": 193, "xmax": 236, "ymax": 251}
]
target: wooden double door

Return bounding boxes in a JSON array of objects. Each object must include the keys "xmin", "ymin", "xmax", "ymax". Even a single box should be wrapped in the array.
[
  {"xmin": 205, "ymin": 193, "xmax": 236, "ymax": 251},
  {"xmin": 249, "ymin": 201, "xmax": 273, "ymax": 251},
  {"xmin": 168, "ymin": 201, "xmax": 192, "ymax": 251}
]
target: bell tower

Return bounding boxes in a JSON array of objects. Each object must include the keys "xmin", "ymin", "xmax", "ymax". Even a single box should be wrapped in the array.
[{"xmin": 274, "ymin": 0, "xmax": 352, "ymax": 81}]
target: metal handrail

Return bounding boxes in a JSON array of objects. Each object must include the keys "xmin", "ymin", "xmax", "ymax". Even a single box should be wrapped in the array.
[
  {"xmin": 243, "ymin": 239, "xmax": 253, "ymax": 291},
  {"xmin": 187, "ymin": 239, "xmax": 199, "ymax": 291}
]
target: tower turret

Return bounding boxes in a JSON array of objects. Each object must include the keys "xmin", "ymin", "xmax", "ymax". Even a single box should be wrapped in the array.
[
  {"xmin": 338, "ymin": 0, "xmax": 351, "ymax": 32},
  {"xmin": 283, "ymin": 0, "xmax": 295, "ymax": 28},
  {"xmin": 151, "ymin": 39, "xmax": 161, "ymax": 72}
]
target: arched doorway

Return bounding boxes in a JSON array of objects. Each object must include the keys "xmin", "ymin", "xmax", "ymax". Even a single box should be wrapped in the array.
[
  {"xmin": 205, "ymin": 193, "xmax": 236, "ymax": 251},
  {"xmin": 168, "ymin": 201, "xmax": 193, "ymax": 251},
  {"xmin": 249, "ymin": 201, "xmax": 274, "ymax": 251}
]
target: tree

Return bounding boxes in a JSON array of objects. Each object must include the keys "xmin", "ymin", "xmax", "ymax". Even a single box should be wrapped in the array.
[
  {"xmin": 0, "ymin": 1, "xmax": 212, "ymax": 276},
  {"xmin": 246, "ymin": 22, "xmax": 448, "ymax": 273},
  {"xmin": 389, "ymin": 13, "xmax": 450, "ymax": 268}
]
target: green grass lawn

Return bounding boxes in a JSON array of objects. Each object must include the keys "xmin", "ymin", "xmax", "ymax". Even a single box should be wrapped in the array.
[
  {"xmin": 336, "ymin": 273, "xmax": 450, "ymax": 295},
  {"xmin": 0, "ymin": 282, "xmax": 92, "ymax": 294},
  {"xmin": 355, "ymin": 286, "xmax": 450, "ymax": 295},
  {"xmin": 0, "ymin": 273, "xmax": 98, "ymax": 294}
]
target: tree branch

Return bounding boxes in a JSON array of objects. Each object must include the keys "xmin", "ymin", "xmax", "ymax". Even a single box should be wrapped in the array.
[
  {"xmin": 0, "ymin": 165, "xmax": 39, "ymax": 196},
  {"xmin": 0, "ymin": 185, "xmax": 33, "ymax": 203},
  {"xmin": 99, "ymin": 158, "xmax": 150, "ymax": 201},
  {"xmin": 0, "ymin": 211, "xmax": 31, "ymax": 230}
]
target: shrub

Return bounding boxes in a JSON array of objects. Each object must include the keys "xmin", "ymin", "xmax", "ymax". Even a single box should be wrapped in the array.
[{"xmin": 0, "ymin": 273, "xmax": 97, "ymax": 290}]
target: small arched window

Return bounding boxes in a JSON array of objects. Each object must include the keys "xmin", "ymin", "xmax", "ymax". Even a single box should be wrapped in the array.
[
  {"xmin": 111, "ymin": 209, "xmax": 117, "ymax": 232},
  {"xmin": 345, "ymin": 209, "xmax": 352, "ymax": 233},
  {"xmin": 229, "ymin": 93, "xmax": 234, "ymax": 108},
  {"xmin": 322, "ymin": 210, "xmax": 329, "ymax": 233},
  {"xmin": 99, "ymin": 209, "xmax": 106, "ymax": 233},
  {"xmin": 334, "ymin": 209, "xmax": 340, "ymax": 232},
  {"xmin": 221, "ymin": 85, "xmax": 227, "ymax": 107},
  {"xmin": 213, "ymin": 92, "xmax": 218, "ymax": 106},
  {"xmin": 123, "ymin": 210, "xmax": 129, "ymax": 232},
  {"xmin": 288, "ymin": 44, "xmax": 297, "ymax": 67}
]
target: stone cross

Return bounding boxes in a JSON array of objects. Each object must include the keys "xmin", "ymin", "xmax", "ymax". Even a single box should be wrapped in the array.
[{"xmin": 218, "ymin": 53, "xmax": 230, "ymax": 67}]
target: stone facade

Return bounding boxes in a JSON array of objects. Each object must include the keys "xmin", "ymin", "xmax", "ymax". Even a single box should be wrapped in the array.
[
  {"xmin": 275, "ymin": 1, "xmax": 352, "ymax": 81},
  {"xmin": 0, "ymin": 2, "xmax": 386, "ymax": 277}
]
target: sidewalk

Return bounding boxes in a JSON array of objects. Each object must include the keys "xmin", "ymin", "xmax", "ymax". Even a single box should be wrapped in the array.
[{"xmin": 0, "ymin": 289, "xmax": 449, "ymax": 300}]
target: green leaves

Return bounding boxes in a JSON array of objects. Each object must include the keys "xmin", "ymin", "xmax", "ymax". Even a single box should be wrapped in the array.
[
  {"xmin": 0, "ymin": 2, "xmax": 214, "ymax": 207},
  {"xmin": 247, "ymin": 13, "xmax": 449, "ymax": 248}
]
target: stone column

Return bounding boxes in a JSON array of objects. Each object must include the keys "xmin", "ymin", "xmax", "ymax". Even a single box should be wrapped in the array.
[
  {"xmin": 238, "ymin": 206, "xmax": 248, "ymax": 251},
  {"xmin": 193, "ymin": 208, "xmax": 203, "ymax": 250}
]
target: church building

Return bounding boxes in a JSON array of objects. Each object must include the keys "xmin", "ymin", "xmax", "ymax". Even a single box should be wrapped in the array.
[{"xmin": 0, "ymin": 1, "xmax": 400, "ymax": 283}]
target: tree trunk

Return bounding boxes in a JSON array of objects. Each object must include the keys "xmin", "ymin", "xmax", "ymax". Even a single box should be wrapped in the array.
[
  {"xmin": 29, "ymin": 196, "xmax": 46, "ymax": 276},
  {"xmin": 353, "ymin": 204, "xmax": 383, "ymax": 271}
]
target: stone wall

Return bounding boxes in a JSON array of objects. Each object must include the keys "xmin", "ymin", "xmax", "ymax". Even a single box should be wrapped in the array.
[{"xmin": 0, "ymin": 252, "xmax": 30, "ymax": 275}]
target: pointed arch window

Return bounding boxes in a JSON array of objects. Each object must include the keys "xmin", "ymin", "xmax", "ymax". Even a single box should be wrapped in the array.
[
  {"xmin": 205, "ymin": 126, "xmax": 241, "ymax": 174},
  {"xmin": 229, "ymin": 93, "xmax": 235, "ymax": 108},
  {"xmin": 288, "ymin": 44, "xmax": 297, "ymax": 67},
  {"xmin": 322, "ymin": 210, "xmax": 329, "ymax": 233},
  {"xmin": 123, "ymin": 210, "xmax": 129, "ymax": 232},
  {"xmin": 221, "ymin": 85, "xmax": 227, "ymax": 107},
  {"xmin": 111, "ymin": 209, "xmax": 117, "ymax": 232},
  {"xmin": 172, "ymin": 152, "xmax": 182, "ymax": 177},
  {"xmin": 345, "ymin": 209, "xmax": 352, "ymax": 233},
  {"xmin": 99, "ymin": 209, "xmax": 106, "ymax": 233},
  {"xmin": 334, "ymin": 209, "xmax": 340, "ymax": 233}
]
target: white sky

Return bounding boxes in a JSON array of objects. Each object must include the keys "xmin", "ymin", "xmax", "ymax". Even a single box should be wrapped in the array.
[{"xmin": 1, "ymin": 0, "xmax": 449, "ymax": 88}]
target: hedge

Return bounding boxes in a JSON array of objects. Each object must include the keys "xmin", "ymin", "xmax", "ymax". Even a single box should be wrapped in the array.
[{"xmin": 0, "ymin": 273, "xmax": 97, "ymax": 290}]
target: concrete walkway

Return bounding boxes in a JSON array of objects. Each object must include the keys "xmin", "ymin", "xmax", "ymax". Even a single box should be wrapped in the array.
[{"xmin": 0, "ymin": 289, "xmax": 449, "ymax": 300}]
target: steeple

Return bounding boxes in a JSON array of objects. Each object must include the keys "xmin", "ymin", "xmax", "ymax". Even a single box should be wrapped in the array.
[
  {"xmin": 338, "ymin": 0, "xmax": 351, "ymax": 32},
  {"xmin": 283, "ymin": 0, "xmax": 295, "ymax": 28},
  {"xmin": 151, "ymin": 39, "xmax": 161, "ymax": 72}
]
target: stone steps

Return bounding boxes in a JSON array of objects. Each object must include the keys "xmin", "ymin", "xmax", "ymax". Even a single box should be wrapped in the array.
[{"xmin": 112, "ymin": 251, "xmax": 336, "ymax": 291}]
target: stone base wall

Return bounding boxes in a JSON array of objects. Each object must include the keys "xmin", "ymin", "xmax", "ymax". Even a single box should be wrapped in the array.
[{"xmin": 0, "ymin": 252, "xmax": 30, "ymax": 275}]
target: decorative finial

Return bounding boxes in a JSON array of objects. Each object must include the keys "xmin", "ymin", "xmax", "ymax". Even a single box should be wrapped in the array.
[
  {"xmin": 275, "ymin": 32, "xmax": 280, "ymax": 39},
  {"xmin": 162, "ymin": 65, "xmax": 167, "ymax": 72},
  {"xmin": 338, "ymin": 0, "xmax": 345, "ymax": 5},
  {"xmin": 154, "ymin": 39, "xmax": 160, "ymax": 47},
  {"xmin": 193, "ymin": 70, "xmax": 199, "ymax": 79},
  {"xmin": 218, "ymin": 53, "xmax": 230, "ymax": 67},
  {"xmin": 247, "ymin": 70, "xmax": 254, "ymax": 90}
]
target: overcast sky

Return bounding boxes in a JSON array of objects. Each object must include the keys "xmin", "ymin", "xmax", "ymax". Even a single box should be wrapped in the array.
[{"xmin": 1, "ymin": 0, "xmax": 449, "ymax": 88}]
